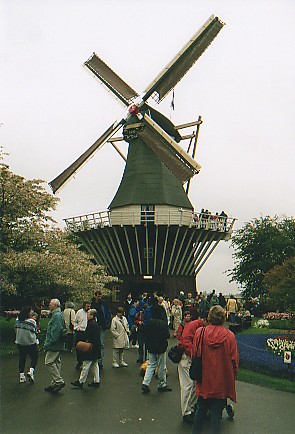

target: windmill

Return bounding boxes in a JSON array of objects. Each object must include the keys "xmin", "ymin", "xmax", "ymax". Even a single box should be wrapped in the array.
[{"xmin": 49, "ymin": 15, "xmax": 236, "ymax": 301}]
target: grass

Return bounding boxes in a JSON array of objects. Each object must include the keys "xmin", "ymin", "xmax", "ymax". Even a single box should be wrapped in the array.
[{"xmin": 237, "ymin": 367, "xmax": 295, "ymax": 393}]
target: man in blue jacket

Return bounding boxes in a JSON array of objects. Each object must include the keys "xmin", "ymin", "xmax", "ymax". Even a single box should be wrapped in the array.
[
  {"xmin": 44, "ymin": 299, "xmax": 66, "ymax": 393},
  {"xmin": 91, "ymin": 290, "xmax": 111, "ymax": 369}
]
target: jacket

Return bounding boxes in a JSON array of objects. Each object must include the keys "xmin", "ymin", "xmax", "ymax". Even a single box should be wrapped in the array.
[
  {"xmin": 79, "ymin": 319, "xmax": 101, "ymax": 361},
  {"xmin": 192, "ymin": 324, "xmax": 239, "ymax": 402},
  {"xmin": 63, "ymin": 308, "xmax": 75, "ymax": 333},
  {"xmin": 144, "ymin": 318, "xmax": 170, "ymax": 354},
  {"xmin": 110, "ymin": 315, "xmax": 129, "ymax": 348},
  {"xmin": 15, "ymin": 319, "xmax": 37, "ymax": 346},
  {"xmin": 178, "ymin": 319, "xmax": 204, "ymax": 356},
  {"xmin": 44, "ymin": 308, "xmax": 65, "ymax": 352}
]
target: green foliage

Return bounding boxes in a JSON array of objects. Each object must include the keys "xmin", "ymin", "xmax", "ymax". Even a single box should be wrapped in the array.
[
  {"xmin": 237, "ymin": 368, "xmax": 295, "ymax": 393},
  {"xmin": 0, "ymin": 151, "xmax": 117, "ymax": 307},
  {"xmin": 263, "ymin": 257, "xmax": 295, "ymax": 313},
  {"xmin": 229, "ymin": 215, "xmax": 295, "ymax": 301}
]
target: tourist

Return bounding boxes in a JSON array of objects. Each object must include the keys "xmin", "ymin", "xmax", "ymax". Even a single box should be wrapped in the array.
[
  {"xmin": 110, "ymin": 307, "xmax": 129, "ymax": 368},
  {"xmin": 226, "ymin": 295, "xmax": 238, "ymax": 324},
  {"xmin": 141, "ymin": 304, "xmax": 172, "ymax": 394},
  {"xmin": 71, "ymin": 309, "xmax": 101, "ymax": 389},
  {"xmin": 218, "ymin": 292, "xmax": 226, "ymax": 308},
  {"xmin": 124, "ymin": 293, "xmax": 133, "ymax": 317},
  {"xmin": 209, "ymin": 292, "xmax": 219, "ymax": 308},
  {"xmin": 15, "ymin": 306, "xmax": 38, "ymax": 383},
  {"xmin": 91, "ymin": 290, "xmax": 111, "ymax": 368},
  {"xmin": 171, "ymin": 298, "xmax": 183, "ymax": 336},
  {"xmin": 198, "ymin": 294, "xmax": 209, "ymax": 319},
  {"xmin": 178, "ymin": 317, "xmax": 207, "ymax": 423},
  {"xmin": 128, "ymin": 300, "xmax": 139, "ymax": 348},
  {"xmin": 134, "ymin": 304, "xmax": 147, "ymax": 363},
  {"xmin": 175, "ymin": 311, "xmax": 191, "ymax": 340},
  {"xmin": 191, "ymin": 305, "xmax": 239, "ymax": 434},
  {"xmin": 44, "ymin": 299, "xmax": 65, "ymax": 393},
  {"xmin": 63, "ymin": 301, "xmax": 75, "ymax": 352},
  {"xmin": 74, "ymin": 301, "xmax": 91, "ymax": 369}
]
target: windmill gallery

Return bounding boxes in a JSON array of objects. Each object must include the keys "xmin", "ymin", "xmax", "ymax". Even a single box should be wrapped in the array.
[{"xmin": 49, "ymin": 16, "xmax": 236, "ymax": 302}]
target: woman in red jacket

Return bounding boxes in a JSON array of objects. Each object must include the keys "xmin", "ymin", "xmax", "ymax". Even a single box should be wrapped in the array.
[{"xmin": 191, "ymin": 305, "xmax": 239, "ymax": 434}]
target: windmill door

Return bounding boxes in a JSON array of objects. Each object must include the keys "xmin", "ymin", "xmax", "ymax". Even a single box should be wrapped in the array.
[{"xmin": 141, "ymin": 205, "xmax": 155, "ymax": 226}]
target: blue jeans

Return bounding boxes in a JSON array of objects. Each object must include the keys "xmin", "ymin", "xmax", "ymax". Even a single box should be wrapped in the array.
[
  {"xmin": 97, "ymin": 327, "xmax": 106, "ymax": 365},
  {"xmin": 229, "ymin": 312, "xmax": 236, "ymax": 323},
  {"xmin": 142, "ymin": 352, "xmax": 166, "ymax": 389},
  {"xmin": 192, "ymin": 397, "xmax": 226, "ymax": 434}
]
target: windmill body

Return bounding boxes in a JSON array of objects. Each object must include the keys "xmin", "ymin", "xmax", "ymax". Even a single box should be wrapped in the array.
[{"xmin": 50, "ymin": 16, "xmax": 236, "ymax": 301}]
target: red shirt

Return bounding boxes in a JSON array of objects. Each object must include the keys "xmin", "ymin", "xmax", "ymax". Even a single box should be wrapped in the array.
[{"xmin": 192, "ymin": 324, "xmax": 239, "ymax": 402}]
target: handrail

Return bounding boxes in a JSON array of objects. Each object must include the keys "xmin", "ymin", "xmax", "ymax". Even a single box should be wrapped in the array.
[{"xmin": 64, "ymin": 210, "xmax": 236, "ymax": 233}]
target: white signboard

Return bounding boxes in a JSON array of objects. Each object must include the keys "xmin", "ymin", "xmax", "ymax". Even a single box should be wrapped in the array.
[{"xmin": 284, "ymin": 351, "xmax": 292, "ymax": 364}]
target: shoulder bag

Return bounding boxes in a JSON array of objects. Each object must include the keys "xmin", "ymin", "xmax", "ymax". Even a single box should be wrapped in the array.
[
  {"xmin": 189, "ymin": 327, "xmax": 205, "ymax": 383},
  {"xmin": 168, "ymin": 345, "xmax": 184, "ymax": 364}
]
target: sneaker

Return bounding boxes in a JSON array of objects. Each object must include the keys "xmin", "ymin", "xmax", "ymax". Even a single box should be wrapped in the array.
[
  {"xmin": 27, "ymin": 371, "xmax": 34, "ymax": 383},
  {"xmin": 142, "ymin": 384, "xmax": 150, "ymax": 394},
  {"xmin": 119, "ymin": 361, "xmax": 128, "ymax": 367},
  {"xmin": 88, "ymin": 382, "xmax": 100, "ymax": 388},
  {"xmin": 157, "ymin": 385, "xmax": 172, "ymax": 392},
  {"xmin": 71, "ymin": 380, "xmax": 83, "ymax": 389},
  {"xmin": 112, "ymin": 362, "xmax": 120, "ymax": 368},
  {"xmin": 19, "ymin": 373, "xmax": 26, "ymax": 383},
  {"xmin": 226, "ymin": 404, "xmax": 234, "ymax": 419},
  {"xmin": 183, "ymin": 414, "xmax": 194, "ymax": 424}
]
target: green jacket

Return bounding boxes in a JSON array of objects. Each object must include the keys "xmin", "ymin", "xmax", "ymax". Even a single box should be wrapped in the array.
[{"xmin": 44, "ymin": 307, "xmax": 65, "ymax": 351}]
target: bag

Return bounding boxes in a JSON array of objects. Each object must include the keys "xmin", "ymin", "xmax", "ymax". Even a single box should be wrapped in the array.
[
  {"xmin": 189, "ymin": 355, "xmax": 202, "ymax": 382},
  {"xmin": 168, "ymin": 345, "xmax": 184, "ymax": 364},
  {"xmin": 189, "ymin": 327, "xmax": 205, "ymax": 382},
  {"xmin": 76, "ymin": 341, "xmax": 93, "ymax": 352}
]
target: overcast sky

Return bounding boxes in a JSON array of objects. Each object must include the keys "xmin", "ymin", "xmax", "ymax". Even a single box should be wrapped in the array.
[{"xmin": 1, "ymin": 0, "xmax": 295, "ymax": 295}]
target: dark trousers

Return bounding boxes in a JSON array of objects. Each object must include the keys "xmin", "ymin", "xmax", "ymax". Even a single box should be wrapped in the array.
[
  {"xmin": 75, "ymin": 331, "xmax": 85, "ymax": 365},
  {"xmin": 137, "ymin": 332, "xmax": 145, "ymax": 361},
  {"xmin": 192, "ymin": 397, "xmax": 226, "ymax": 434},
  {"xmin": 66, "ymin": 333, "xmax": 74, "ymax": 352},
  {"xmin": 17, "ymin": 344, "xmax": 38, "ymax": 373}
]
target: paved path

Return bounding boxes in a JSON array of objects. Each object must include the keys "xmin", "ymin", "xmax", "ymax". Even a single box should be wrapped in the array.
[{"xmin": 1, "ymin": 334, "xmax": 294, "ymax": 434}]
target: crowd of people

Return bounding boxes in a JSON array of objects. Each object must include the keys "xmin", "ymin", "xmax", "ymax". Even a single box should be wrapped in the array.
[{"xmin": 14, "ymin": 289, "xmax": 240, "ymax": 434}]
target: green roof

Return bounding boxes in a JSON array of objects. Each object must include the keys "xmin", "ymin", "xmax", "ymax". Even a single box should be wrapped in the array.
[{"xmin": 109, "ymin": 138, "xmax": 193, "ymax": 209}]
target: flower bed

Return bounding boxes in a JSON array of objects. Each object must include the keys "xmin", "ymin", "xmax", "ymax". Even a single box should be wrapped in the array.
[
  {"xmin": 263, "ymin": 312, "xmax": 293, "ymax": 321},
  {"xmin": 254, "ymin": 319, "xmax": 269, "ymax": 328},
  {"xmin": 236, "ymin": 333, "xmax": 295, "ymax": 380}
]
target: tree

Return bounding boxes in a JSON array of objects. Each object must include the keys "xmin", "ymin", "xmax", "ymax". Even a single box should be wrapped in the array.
[
  {"xmin": 0, "ymin": 151, "xmax": 117, "ymax": 307},
  {"xmin": 228, "ymin": 215, "xmax": 295, "ymax": 300},
  {"xmin": 263, "ymin": 256, "xmax": 295, "ymax": 313}
]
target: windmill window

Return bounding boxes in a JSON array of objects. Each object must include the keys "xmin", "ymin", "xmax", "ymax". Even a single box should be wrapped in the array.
[{"xmin": 141, "ymin": 205, "xmax": 155, "ymax": 225}]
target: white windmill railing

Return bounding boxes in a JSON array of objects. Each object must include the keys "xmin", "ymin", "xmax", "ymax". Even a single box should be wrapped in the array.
[{"xmin": 64, "ymin": 210, "xmax": 236, "ymax": 234}]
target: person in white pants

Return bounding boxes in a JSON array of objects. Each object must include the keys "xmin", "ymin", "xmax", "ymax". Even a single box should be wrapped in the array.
[
  {"xmin": 110, "ymin": 307, "xmax": 129, "ymax": 368},
  {"xmin": 71, "ymin": 309, "xmax": 101, "ymax": 389},
  {"xmin": 178, "ymin": 318, "xmax": 207, "ymax": 423}
]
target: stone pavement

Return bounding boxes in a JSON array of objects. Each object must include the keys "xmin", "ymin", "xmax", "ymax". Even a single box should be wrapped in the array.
[{"xmin": 1, "ymin": 333, "xmax": 294, "ymax": 434}]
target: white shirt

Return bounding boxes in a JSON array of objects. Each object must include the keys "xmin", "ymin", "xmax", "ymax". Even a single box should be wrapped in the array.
[{"xmin": 74, "ymin": 308, "xmax": 87, "ymax": 331}]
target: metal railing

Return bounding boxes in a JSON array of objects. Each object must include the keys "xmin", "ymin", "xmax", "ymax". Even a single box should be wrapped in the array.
[{"xmin": 64, "ymin": 210, "xmax": 236, "ymax": 233}]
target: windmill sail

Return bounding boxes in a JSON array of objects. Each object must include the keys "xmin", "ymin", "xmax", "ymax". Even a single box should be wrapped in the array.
[
  {"xmin": 136, "ymin": 114, "xmax": 201, "ymax": 183},
  {"xmin": 84, "ymin": 53, "xmax": 139, "ymax": 106},
  {"xmin": 143, "ymin": 15, "xmax": 225, "ymax": 103},
  {"xmin": 49, "ymin": 121, "xmax": 124, "ymax": 194}
]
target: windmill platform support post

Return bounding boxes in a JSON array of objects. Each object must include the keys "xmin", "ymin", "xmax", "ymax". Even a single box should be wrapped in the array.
[{"xmin": 65, "ymin": 210, "xmax": 235, "ymax": 306}]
